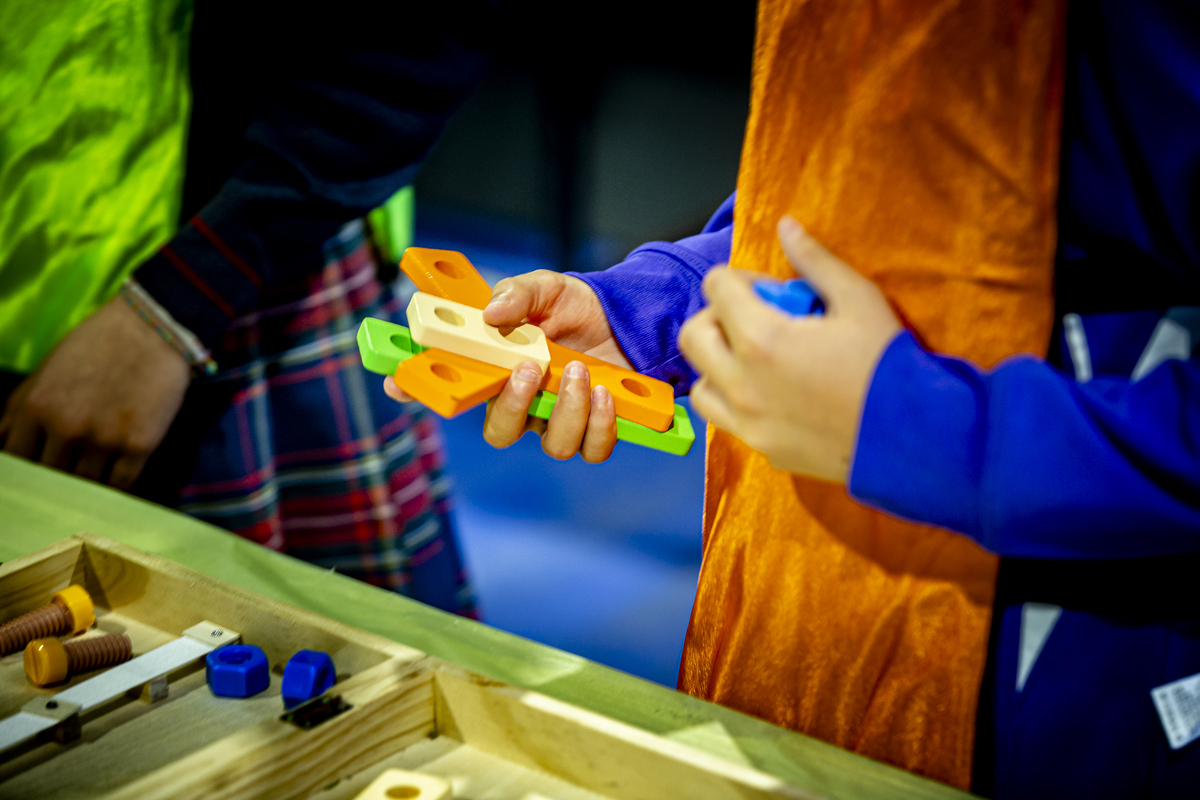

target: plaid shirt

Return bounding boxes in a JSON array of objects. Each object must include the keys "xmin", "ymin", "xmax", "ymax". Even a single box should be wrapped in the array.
[{"xmin": 164, "ymin": 221, "xmax": 476, "ymax": 616}]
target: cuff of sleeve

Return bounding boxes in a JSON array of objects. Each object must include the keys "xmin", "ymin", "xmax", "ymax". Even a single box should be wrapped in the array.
[
  {"xmin": 133, "ymin": 217, "xmax": 263, "ymax": 350},
  {"xmin": 848, "ymin": 331, "xmax": 988, "ymax": 541},
  {"xmin": 569, "ymin": 243, "xmax": 712, "ymax": 395},
  {"xmin": 119, "ymin": 278, "xmax": 217, "ymax": 376}
]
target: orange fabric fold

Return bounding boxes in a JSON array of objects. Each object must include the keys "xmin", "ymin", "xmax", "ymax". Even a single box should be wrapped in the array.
[{"xmin": 677, "ymin": 0, "xmax": 1065, "ymax": 788}]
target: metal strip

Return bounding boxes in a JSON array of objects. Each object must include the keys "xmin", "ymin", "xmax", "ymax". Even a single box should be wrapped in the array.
[{"xmin": 0, "ymin": 620, "xmax": 238, "ymax": 757}]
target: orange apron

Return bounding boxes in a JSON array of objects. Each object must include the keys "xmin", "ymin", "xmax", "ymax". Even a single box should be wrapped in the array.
[{"xmin": 677, "ymin": 0, "xmax": 1065, "ymax": 788}]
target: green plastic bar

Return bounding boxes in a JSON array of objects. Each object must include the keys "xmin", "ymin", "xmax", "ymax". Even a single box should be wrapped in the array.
[{"xmin": 357, "ymin": 318, "xmax": 695, "ymax": 456}]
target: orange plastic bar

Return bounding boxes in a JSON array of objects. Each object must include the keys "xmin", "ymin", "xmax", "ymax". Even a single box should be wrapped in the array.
[
  {"xmin": 400, "ymin": 248, "xmax": 494, "ymax": 310},
  {"xmin": 400, "ymin": 247, "xmax": 676, "ymax": 431},
  {"xmin": 391, "ymin": 349, "xmax": 509, "ymax": 419},
  {"xmin": 544, "ymin": 342, "xmax": 675, "ymax": 432}
]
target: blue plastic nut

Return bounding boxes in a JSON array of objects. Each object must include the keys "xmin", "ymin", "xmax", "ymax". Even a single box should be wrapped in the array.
[
  {"xmin": 753, "ymin": 278, "xmax": 825, "ymax": 317},
  {"xmin": 281, "ymin": 650, "xmax": 336, "ymax": 709},
  {"xmin": 205, "ymin": 644, "xmax": 270, "ymax": 698}
]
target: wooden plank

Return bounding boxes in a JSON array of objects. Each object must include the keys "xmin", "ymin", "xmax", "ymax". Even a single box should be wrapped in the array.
[
  {"xmin": 0, "ymin": 536, "xmax": 84, "ymax": 619},
  {"xmin": 311, "ymin": 737, "xmax": 617, "ymax": 800},
  {"xmin": 103, "ymin": 660, "xmax": 437, "ymax": 800},
  {"xmin": 433, "ymin": 666, "xmax": 823, "ymax": 800}
]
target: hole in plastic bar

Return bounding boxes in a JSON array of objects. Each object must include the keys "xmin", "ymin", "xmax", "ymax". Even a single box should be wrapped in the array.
[
  {"xmin": 434, "ymin": 306, "xmax": 466, "ymax": 326},
  {"xmin": 433, "ymin": 260, "xmax": 462, "ymax": 279},
  {"xmin": 430, "ymin": 363, "xmax": 462, "ymax": 383},
  {"xmin": 621, "ymin": 377, "xmax": 651, "ymax": 397}
]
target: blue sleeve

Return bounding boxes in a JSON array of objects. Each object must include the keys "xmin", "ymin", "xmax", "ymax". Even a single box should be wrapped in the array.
[
  {"xmin": 567, "ymin": 192, "xmax": 735, "ymax": 395},
  {"xmin": 849, "ymin": 332, "xmax": 1200, "ymax": 559}
]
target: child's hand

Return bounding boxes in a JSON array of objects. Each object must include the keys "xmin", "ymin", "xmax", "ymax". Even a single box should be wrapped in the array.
[
  {"xmin": 384, "ymin": 270, "xmax": 625, "ymax": 462},
  {"xmin": 678, "ymin": 216, "xmax": 903, "ymax": 482}
]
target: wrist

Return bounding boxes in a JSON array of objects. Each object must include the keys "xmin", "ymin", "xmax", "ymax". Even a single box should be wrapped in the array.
[{"xmin": 117, "ymin": 279, "xmax": 217, "ymax": 376}]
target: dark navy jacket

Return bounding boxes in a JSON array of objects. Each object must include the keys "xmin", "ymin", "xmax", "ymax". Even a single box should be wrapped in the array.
[
  {"xmin": 576, "ymin": 3, "xmax": 1200, "ymax": 797},
  {"xmin": 133, "ymin": 1, "xmax": 494, "ymax": 348}
]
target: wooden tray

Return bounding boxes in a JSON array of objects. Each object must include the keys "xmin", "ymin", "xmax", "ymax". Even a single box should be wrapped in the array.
[{"xmin": 0, "ymin": 533, "xmax": 818, "ymax": 800}]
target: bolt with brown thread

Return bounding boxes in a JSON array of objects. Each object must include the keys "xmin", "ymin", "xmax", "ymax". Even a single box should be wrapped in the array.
[
  {"xmin": 0, "ymin": 585, "xmax": 95, "ymax": 656},
  {"xmin": 24, "ymin": 633, "xmax": 133, "ymax": 686}
]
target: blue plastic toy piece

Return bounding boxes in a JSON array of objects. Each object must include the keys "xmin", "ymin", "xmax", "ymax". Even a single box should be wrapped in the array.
[
  {"xmin": 281, "ymin": 649, "xmax": 336, "ymax": 710},
  {"xmin": 753, "ymin": 278, "xmax": 825, "ymax": 317},
  {"xmin": 206, "ymin": 644, "xmax": 270, "ymax": 698}
]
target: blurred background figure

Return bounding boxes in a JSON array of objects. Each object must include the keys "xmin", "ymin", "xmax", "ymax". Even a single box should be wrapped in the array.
[{"xmin": 0, "ymin": 1, "xmax": 493, "ymax": 616}]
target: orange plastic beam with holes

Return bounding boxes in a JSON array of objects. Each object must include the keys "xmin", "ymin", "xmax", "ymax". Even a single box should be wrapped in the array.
[
  {"xmin": 400, "ymin": 248, "xmax": 676, "ymax": 432},
  {"xmin": 400, "ymin": 248, "xmax": 495, "ymax": 310},
  {"xmin": 391, "ymin": 349, "xmax": 510, "ymax": 418}
]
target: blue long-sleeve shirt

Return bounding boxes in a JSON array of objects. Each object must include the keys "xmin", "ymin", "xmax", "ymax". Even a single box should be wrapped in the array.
[{"xmin": 576, "ymin": 2, "xmax": 1200, "ymax": 796}]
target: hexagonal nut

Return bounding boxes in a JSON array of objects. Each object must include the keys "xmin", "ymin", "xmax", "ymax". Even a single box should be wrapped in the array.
[
  {"xmin": 281, "ymin": 649, "xmax": 336, "ymax": 709},
  {"xmin": 205, "ymin": 644, "xmax": 270, "ymax": 698}
]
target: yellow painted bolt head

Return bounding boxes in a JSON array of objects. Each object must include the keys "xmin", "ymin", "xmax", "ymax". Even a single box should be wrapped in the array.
[
  {"xmin": 52, "ymin": 585, "xmax": 94, "ymax": 634},
  {"xmin": 24, "ymin": 638, "xmax": 69, "ymax": 686}
]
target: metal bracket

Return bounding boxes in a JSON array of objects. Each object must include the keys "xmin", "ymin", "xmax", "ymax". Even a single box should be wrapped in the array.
[
  {"xmin": 280, "ymin": 694, "xmax": 352, "ymax": 730},
  {"xmin": 0, "ymin": 619, "xmax": 239, "ymax": 758},
  {"xmin": 20, "ymin": 697, "xmax": 82, "ymax": 745}
]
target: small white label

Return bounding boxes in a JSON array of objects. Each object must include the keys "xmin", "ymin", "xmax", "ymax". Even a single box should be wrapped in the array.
[{"xmin": 1151, "ymin": 672, "xmax": 1200, "ymax": 750}]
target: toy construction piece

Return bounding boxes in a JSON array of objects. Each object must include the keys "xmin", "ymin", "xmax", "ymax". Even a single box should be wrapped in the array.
[
  {"xmin": 398, "ymin": 247, "xmax": 677, "ymax": 432},
  {"xmin": 753, "ymin": 278, "xmax": 825, "ymax": 317},
  {"xmin": 0, "ymin": 584, "xmax": 94, "ymax": 656},
  {"xmin": 357, "ymin": 317, "xmax": 695, "ymax": 456},
  {"xmin": 0, "ymin": 621, "xmax": 240, "ymax": 755},
  {"xmin": 407, "ymin": 292, "xmax": 552, "ymax": 374},
  {"xmin": 352, "ymin": 768, "xmax": 451, "ymax": 800}
]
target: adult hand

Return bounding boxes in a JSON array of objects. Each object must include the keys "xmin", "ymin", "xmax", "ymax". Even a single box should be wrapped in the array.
[
  {"xmin": 0, "ymin": 294, "xmax": 191, "ymax": 488},
  {"xmin": 383, "ymin": 270, "xmax": 623, "ymax": 462},
  {"xmin": 678, "ymin": 216, "xmax": 903, "ymax": 482}
]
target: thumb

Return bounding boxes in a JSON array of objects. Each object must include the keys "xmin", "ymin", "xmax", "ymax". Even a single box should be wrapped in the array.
[
  {"xmin": 482, "ymin": 281, "xmax": 532, "ymax": 326},
  {"xmin": 482, "ymin": 271, "xmax": 566, "ymax": 326},
  {"xmin": 776, "ymin": 216, "xmax": 864, "ymax": 311}
]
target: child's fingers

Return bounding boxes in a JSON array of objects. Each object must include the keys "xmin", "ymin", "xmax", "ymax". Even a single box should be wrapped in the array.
[
  {"xmin": 482, "ymin": 361, "xmax": 544, "ymax": 449},
  {"xmin": 580, "ymin": 386, "xmax": 618, "ymax": 463},
  {"xmin": 776, "ymin": 216, "xmax": 863, "ymax": 309},
  {"xmin": 541, "ymin": 361, "xmax": 591, "ymax": 460},
  {"xmin": 688, "ymin": 376, "xmax": 739, "ymax": 435},
  {"xmin": 702, "ymin": 268, "xmax": 779, "ymax": 358},
  {"xmin": 678, "ymin": 308, "xmax": 738, "ymax": 389},
  {"xmin": 483, "ymin": 270, "xmax": 563, "ymax": 327}
]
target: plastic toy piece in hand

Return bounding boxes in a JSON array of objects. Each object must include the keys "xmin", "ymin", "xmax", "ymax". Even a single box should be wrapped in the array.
[
  {"xmin": 406, "ymin": 292, "xmax": 552, "ymax": 374},
  {"xmin": 544, "ymin": 341, "xmax": 674, "ymax": 432},
  {"xmin": 357, "ymin": 318, "xmax": 694, "ymax": 455},
  {"xmin": 400, "ymin": 248, "xmax": 677, "ymax": 432},
  {"xmin": 753, "ymin": 278, "xmax": 825, "ymax": 317},
  {"xmin": 400, "ymin": 247, "xmax": 494, "ymax": 310},
  {"xmin": 392, "ymin": 349, "xmax": 510, "ymax": 419}
]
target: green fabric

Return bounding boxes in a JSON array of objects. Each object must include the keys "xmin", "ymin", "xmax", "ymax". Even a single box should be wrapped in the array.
[
  {"xmin": 367, "ymin": 185, "xmax": 415, "ymax": 265},
  {"xmin": 0, "ymin": 453, "xmax": 973, "ymax": 800},
  {"xmin": 0, "ymin": 0, "xmax": 193, "ymax": 373}
]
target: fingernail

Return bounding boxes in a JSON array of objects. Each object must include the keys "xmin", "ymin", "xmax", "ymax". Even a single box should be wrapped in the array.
[
  {"xmin": 485, "ymin": 292, "xmax": 511, "ymax": 311},
  {"xmin": 516, "ymin": 363, "xmax": 541, "ymax": 383},
  {"xmin": 591, "ymin": 386, "xmax": 610, "ymax": 407},
  {"xmin": 779, "ymin": 216, "xmax": 804, "ymax": 236},
  {"xmin": 566, "ymin": 361, "xmax": 587, "ymax": 380}
]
